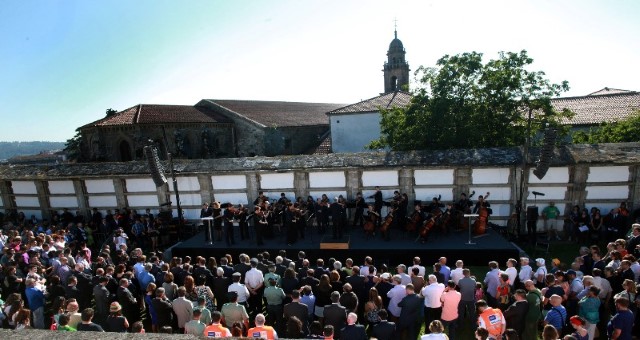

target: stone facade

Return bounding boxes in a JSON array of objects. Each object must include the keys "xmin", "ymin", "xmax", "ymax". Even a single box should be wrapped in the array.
[{"xmin": 1, "ymin": 143, "xmax": 639, "ymax": 231}]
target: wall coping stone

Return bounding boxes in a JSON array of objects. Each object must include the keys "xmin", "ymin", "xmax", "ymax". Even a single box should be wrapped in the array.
[{"xmin": 1, "ymin": 143, "xmax": 639, "ymax": 180}]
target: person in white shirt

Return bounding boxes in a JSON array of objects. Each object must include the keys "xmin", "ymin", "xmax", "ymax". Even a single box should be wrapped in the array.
[
  {"xmin": 396, "ymin": 264, "xmax": 412, "ymax": 285},
  {"xmin": 591, "ymin": 268, "xmax": 612, "ymax": 302},
  {"xmin": 504, "ymin": 258, "xmax": 518, "ymax": 288},
  {"xmin": 386, "ymin": 275, "xmax": 407, "ymax": 319},
  {"xmin": 411, "ymin": 256, "xmax": 426, "ymax": 277},
  {"xmin": 518, "ymin": 257, "xmax": 533, "ymax": 288},
  {"xmin": 360, "ymin": 256, "xmax": 376, "ymax": 276},
  {"xmin": 421, "ymin": 274, "xmax": 445, "ymax": 331},
  {"xmin": 245, "ymin": 259, "xmax": 265, "ymax": 317},
  {"xmin": 228, "ymin": 272, "xmax": 251, "ymax": 304},
  {"xmin": 450, "ymin": 260, "xmax": 464, "ymax": 285}
]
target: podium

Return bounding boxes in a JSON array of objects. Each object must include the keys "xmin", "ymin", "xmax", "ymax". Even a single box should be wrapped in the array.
[
  {"xmin": 320, "ymin": 235, "xmax": 350, "ymax": 249},
  {"xmin": 463, "ymin": 214, "xmax": 479, "ymax": 245},
  {"xmin": 201, "ymin": 217, "xmax": 214, "ymax": 245}
]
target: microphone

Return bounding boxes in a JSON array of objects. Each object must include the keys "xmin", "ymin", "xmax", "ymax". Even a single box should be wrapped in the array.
[{"xmin": 532, "ymin": 191, "xmax": 546, "ymax": 196}]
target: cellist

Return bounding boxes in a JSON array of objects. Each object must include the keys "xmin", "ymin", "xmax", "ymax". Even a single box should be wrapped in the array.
[
  {"xmin": 473, "ymin": 193, "xmax": 492, "ymax": 235},
  {"xmin": 363, "ymin": 204, "xmax": 380, "ymax": 239}
]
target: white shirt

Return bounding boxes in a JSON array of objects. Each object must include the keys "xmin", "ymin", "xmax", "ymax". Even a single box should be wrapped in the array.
[
  {"xmin": 450, "ymin": 268, "xmax": 464, "ymax": 285},
  {"xmin": 421, "ymin": 282, "xmax": 445, "ymax": 308},
  {"xmin": 399, "ymin": 272, "xmax": 412, "ymax": 286},
  {"xmin": 410, "ymin": 265, "xmax": 426, "ymax": 277},
  {"xmin": 518, "ymin": 265, "xmax": 533, "ymax": 282},
  {"xmin": 228, "ymin": 282, "xmax": 251, "ymax": 303},
  {"xmin": 360, "ymin": 265, "xmax": 376, "ymax": 276},
  {"xmin": 630, "ymin": 262, "xmax": 640, "ymax": 282},
  {"xmin": 386, "ymin": 284, "xmax": 407, "ymax": 317},
  {"xmin": 504, "ymin": 267, "xmax": 517, "ymax": 285},
  {"xmin": 245, "ymin": 268, "xmax": 264, "ymax": 289},
  {"xmin": 592, "ymin": 276, "xmax": 612, "ymax": 300}
]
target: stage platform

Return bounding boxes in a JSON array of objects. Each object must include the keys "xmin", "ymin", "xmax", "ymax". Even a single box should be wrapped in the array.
[{"xmin": 171, "ymin": 226, "xmax": 520, "ymax": 267}]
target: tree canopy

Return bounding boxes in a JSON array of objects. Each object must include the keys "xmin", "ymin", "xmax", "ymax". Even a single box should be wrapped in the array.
[
  {"xmin": 572, "ymin": 110, "xmax": 640, "ymax": 143},
  {"xmin": 368, "ymin": 50, "xmax": 571, "ymax": 151}
]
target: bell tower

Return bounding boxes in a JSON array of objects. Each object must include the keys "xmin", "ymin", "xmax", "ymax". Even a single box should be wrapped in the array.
[{"xmin": 383, "ymin": 27, "xmax": 410, "ymax": 93}]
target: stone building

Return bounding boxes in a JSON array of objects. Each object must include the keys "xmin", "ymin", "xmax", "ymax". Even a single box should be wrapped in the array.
[
  {"xmin": 79, "ymin": 101, "xmax": 344, "ymax": 162},
  {"xmin": 383, "ymin": 29, "xmax": 410, "ymax": 93}
]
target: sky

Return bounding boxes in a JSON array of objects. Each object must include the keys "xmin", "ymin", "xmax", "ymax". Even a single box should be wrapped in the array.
[{"xmin": 1, "ymin": 0, "xmax": 639, "ymax": 142}]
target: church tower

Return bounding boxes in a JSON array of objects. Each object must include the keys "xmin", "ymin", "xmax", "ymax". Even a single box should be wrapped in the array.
[{"xmin": 383, "ymin": 28, "xmax": 410, "ymax": 93}]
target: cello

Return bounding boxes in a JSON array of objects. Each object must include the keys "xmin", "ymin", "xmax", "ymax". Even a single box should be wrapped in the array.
[
  {"xmin": 380, "ymin": 207, "xmax": 394, "ymax": 241},
  {"xmin": 419, "ymin": 209, "xmax": 441, "ymax": 240},
  {"xmin": 363, "ymin": 206, "xmax": 378, "ymax": 237},
  {"xmin": 473, "ymin": 192, "xmax": 491, "ymax": 235},
  {"xmin": 405, "ymin": 205, "xmax": 423, "ymax": 233}
]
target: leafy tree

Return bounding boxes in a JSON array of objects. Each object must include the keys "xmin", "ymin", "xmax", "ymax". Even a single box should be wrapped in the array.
[
  {"xmin": 63, "ymin": 128, "xmax": 83, "ymax": 162},
  {"xmin": 572, "ymin": 110, "xmax": 640, "ymax": 143},
  {"xmin": 368, "ymin": 50, "xmax": 571, "ymax": 150},
  {"xmin": 105, "ymin": 108, "xmax": 118, "ymax": 117}
]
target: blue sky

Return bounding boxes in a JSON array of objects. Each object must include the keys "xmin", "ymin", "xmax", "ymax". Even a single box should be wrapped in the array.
[{"xmin": 1, "ymin": 0, "xmax": 639, "ymax": 142}]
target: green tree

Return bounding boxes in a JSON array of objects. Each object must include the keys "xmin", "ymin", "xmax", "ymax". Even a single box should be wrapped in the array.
[
  {"xmin": 63, "ymin": 128, "xmax": 83, "ymax": 162},
  {"xmin": 105, "ymin": 108, "xmax": 118, "ymax": 117},
  {"xmin": 572, "ymin": 110, "xmax": 640, "ymax": 143},
  {"xmin": 368, "ymin": 50, "xmax": 571, "ymax": 150}
]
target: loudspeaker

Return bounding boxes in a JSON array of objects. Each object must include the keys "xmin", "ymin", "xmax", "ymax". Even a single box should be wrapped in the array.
[
  {"xmin": 144, "ymin": 146, "xmax": 167, "ymax": 187},
  {"xmin": 533, "ymin": 128, "xmax": 557, "ymax": 180}
]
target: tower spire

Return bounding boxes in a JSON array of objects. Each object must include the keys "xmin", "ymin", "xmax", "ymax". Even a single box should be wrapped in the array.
[{"xmin": 394, "ymin": 18, "xmax": 397, "ymax": 39}]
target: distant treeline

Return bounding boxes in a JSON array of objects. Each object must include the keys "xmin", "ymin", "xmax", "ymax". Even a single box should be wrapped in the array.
[{"xmin": 0, "ymin": 141, "xmax": 65, "ymax": 160}]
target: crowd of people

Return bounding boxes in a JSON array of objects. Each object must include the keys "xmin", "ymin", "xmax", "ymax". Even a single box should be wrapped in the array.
[{"xmin": 0, "ymin": 198, "xmax": 639, "ymax": 339}]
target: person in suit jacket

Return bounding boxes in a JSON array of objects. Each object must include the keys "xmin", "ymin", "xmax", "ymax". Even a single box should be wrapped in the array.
[
  {"xmin": 93, "ymin": 276, "xmax": 111, "ymax": 326},
  {"xmin": 151, "ymin": 287, "xmax": 174, "ymax": 330},
  {"xmin": 172, "ymin": 287, "xmax": 194, "ymax": 331},
  {"xmin": 503, "ymin": 289, "xmax": 528, "ymax": 338},
  {"xmin": 300, "ymin": 269, "xmax": 320, "ymax": 291},
  {"xmin": 116, "ymin": 278, "xmax": 138, "ymax": 325},
  {"xmin": 323, "ymin": 291, "xmax": 347, "ymax": 339},
  {"xmin": 371, "ymin": 309, "xmax": 396, "ymax": 340},
  {"xmin": 284, "ymin": 290, "xmax": 309, "ymax": 335},
  {"xmin": 397, "ymin": 284, "xmax": 424, "ymax": 340},
  {"xmin": 340, "ymin": 312, "xmax": 367, "ymax": 340}
]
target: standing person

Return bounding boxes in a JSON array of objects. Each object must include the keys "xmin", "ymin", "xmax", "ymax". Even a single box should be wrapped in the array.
[
  {"xmin": 330, "ymin": 198, "xmax": 344, "ymax": 240},
  {"xmin": 542, "ymin": 202, "xmax": 561, "ymax": 240},
  {"xmin": 476, "ymin": 300, "xmax": 506, "ymax": 340},
  {"xmin": 421, "ymin": 274, "xmax": 445, "ymax": 332},
  {"xmin": 578, "ymin": 286, "xmax": 600, "ymax": 339},
  {"xmin": 340, "ymin": 312, "xmax": 367, "ymax": 340},
  {"xmin": 503, "ymin": 289, "xmax": 528, "ymax": 338},
  {"xmin": 105, "ymin": 302, "xmax": 129, "ymax": 333},
  {"xmin": 151, "ymin": 287, "xmax": 174, "ymax": 331},
  {"xmin": 24, "ymin": 278, "xmax": 45, "ymax": 329},
  {"xmin": 518, "ymin": 257, "xmax": 533, "ymax": 290},
  {"xmin": 247, "ymin": 313, "xmax": 278, "ymax": 340},
  {"xmin": 543, "ymin": 295, "xmax": 567, "ymax": 334},
  {"xmin": 484, "ymin": 261, "xmax": 501, "ymax": 307},
  {"xmin": 371, "ymin": 186, "xmax": 383, "ymax": 226},
  {"xmin": 323, "ymin": 291, "xmax": 347, "ymax": 339},
  {"xmin": 223, "ymin": 205, "xmax": 235, "ymax": 246},
  {"xmin": 440, "ymin": 280, "xmax": 461, "ymax": 340},
  {"xmin": 352, "ymin": 192, "xmax": 366, "ymax": 229},
  {"xmin": 203, "ymin": 311, "xmax": 232, "ymax": 338},
  {"xmin": 458, "ymin": 268, "xmax": 477, "ymax": 328},
  {"xmin": 386, "ymin": 275, "xmax": 407, "ymax": 322},
  {"xmin": 76, "ymin": 308, "xmax": 105, "ymax": 332},
  {"xmin": 263, "ymin": 278, "xmax": 285, "ymax": 332},
  {"xmin": 371, "ymin": 309, "xmax": 396, "ymax": 340},
  {"xmin": 523, "ymin": 280, "xmax": 543, "ymax": 340},
  {"xmin": 607, "ymin": 297, "xmax": 634, "ymax": 340},
  {"xmin": 116, "ymin": 278, "xmax": 138, "ymax": 327},
  {"xmin": 172, "ymin": 287, "xmax": 194, "ymax": 333},
  {"xmin": 397, "ymin": 284, "xmax": 424, "ymax": 340},
  {"xmin": 245, "ymin": 258, "xmax": 265, "ymax": 319},
  {"xmin": 185, "ymin": 309, "xmax": 206, "ymax": 336},
  {"xmin": 93, "ymin": 276, "xmax": 111, "ymax": 326},
  {"xmin": 283, "ymin": 290, "xmax": 309, "ymax": 336}
]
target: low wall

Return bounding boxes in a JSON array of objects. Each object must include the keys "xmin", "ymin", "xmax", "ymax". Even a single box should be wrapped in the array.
[{"xmin": 1, "ymin": 143, "xmax": 639, "ymax": 229}]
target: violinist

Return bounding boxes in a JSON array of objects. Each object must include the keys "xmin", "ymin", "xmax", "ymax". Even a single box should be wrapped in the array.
[
  {"xmin": 253, "ymin": 191, "xmax": 269, "ymax": 205},
  {"xmin": 223, "ymin": 204, "xmax": 236, "ymax": 246},
  {"xmin": 237, "ymin": 204, "xmax": 249, "ymax": 241},
  {"xmin": 254, "ymin": 206, "xmax": 267, "ymax": 246},
  {"xmin": 330, "ymin": 197, "xmax": 345, "ymax": 240},
  {"xmin": 352, "ymin": 192, "xmax": 367, "ymax": 229},
  {"xmin": 294, "ymin": 202, "xmax": 307, "ymax": 240},
  {"xmin": 369, "ymin": 186, "xmax": 383, "ymax": 225}
]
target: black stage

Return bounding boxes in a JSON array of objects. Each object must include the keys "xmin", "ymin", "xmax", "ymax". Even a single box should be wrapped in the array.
[{"xmin": 171, "ymin": 226, "xmax": 520, "ymax": 267}]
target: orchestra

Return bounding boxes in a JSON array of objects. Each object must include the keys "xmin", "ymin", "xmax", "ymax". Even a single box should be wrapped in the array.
[{"xmin": 199, "ymin": 189, "xmax": 493, "ymax": 246}]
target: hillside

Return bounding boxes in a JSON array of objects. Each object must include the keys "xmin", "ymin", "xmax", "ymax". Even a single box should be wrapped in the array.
[{"xmin": 0, "ymin": 141, "xmax": 65, "ymax": 160}]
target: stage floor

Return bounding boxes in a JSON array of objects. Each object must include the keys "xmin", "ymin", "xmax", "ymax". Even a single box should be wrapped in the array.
[{"xmin": 171, "ymin": 226, "xmax": 520, "ymax": 267}]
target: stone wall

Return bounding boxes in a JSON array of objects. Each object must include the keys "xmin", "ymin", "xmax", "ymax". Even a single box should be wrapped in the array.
[{"xmin": 1, "ymin": 143, "xmax": 639, "ymax": 229}]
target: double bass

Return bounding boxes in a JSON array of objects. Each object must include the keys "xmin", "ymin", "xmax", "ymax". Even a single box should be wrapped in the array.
[
  {"xmin": 405, "ymin": 205, "xmax": 423, "ymax": 233},
  {"xmin": 473, "ymin": 192, "xmax": 491, "ymax": 235},
  {"xmin": 363, "ymin": 206, "xmax": 378, "ymax": 237},
  {"xmin": 419, "ymin": 208, "xmax": 442, "ymax": 240}
]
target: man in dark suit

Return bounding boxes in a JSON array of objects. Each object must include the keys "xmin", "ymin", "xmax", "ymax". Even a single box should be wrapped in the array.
[
  {"xmin": 503, "ymin": 289, "xmax": 528, "ymax": 338},
  {"xmin": 93, "ymin": 276, "xmax": 111, "ymax": 326},
  {"xmin": 116, "ymin": 278, "xmax": 138, "ymax": 326},
  {"xmin": 313, "ymin": 259, "xmax": 329, "ymax": 279},
  {"xmin": 397, "ymin": 284, "xmax": 424, "ymax": 340},
  {"xmin": 283, "ymin": 290, "xmax": 309, "ymax": 335},
  {"xmin": 151, "ymin": 287, "xmax": 174, "ymax": 329},
  {"xmin": 371, "ymin": 309, "xmax": 396, "ymax": 340},
  {"xmin": 300, "ymin": 269, "xmax": 320, "ymax": 291},
  {"xmin": 323, "ymin": 291, "xmax": 347, "ymax": 339},
  {"xmin": 340, "ymin": 312, "xmax": 367, "ymax": 340}
]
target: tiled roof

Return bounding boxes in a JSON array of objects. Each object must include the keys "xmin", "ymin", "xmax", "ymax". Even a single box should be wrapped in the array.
[
  {"xmin": 83, "ymin": 104, "xmax": 231, "ymax": 128},
  {"xmin": 553, "ymin": 89, "xmax": 640, "ymax": 125},
  {"xmin": 327, "ymin": 91, "xmax": 412, "ymax": 114},
  {"xmin": 308, "ymin": 132, "xmax": 332, "ymax": 155},
  {"xmin": 587, "ymin": 87, "xmax": 633, "ymax": 96},
  {"xmin": 207, "ymin": 100, "xmax": 345, "ymax": 127}
]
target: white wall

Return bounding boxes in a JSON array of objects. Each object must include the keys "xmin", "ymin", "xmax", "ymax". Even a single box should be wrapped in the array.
[
  {"xmin": 212, "ymin": 175, "xmax": 246, "ymax": 190},
  {"xmin": 48, "ymin": 181, "xmax": 75, "ymax": 194},
  {"xmin": 587, "ymin": 166, "xmax": 629, "ymax": 183},
  {"xmin": 309, "ymin": 171, "xmax": 346, "ymax": 188},
  {"xmin": 415, "ymin": 169, "xmax": 454, "ymax": 185},
  {"xmin": 473, "ymin": 168, "xmax": 510, "ymax": 184},
  {"xmin": 126, "ymin": 178, "xmax": 157, "ymax": 192},
  {"xmin": 85, "ymin": 179, "xmax": 115, "ymax": 193},
  {"xmin": 330, "ymin": 112, "xmax": 382, "ymax": 153},
  {"xmin": 362, "ymin": 170, "xmax": 398, "ymax": 187},
  {"xmin": 529, "ymin": 167, "xmax": 569, "ymax": 183},
  {"xmin": 260, "ymin": 173, "xmax": 294, "ymax": 189},
  {"xmin": 12, "ymin": 181, "xmax": 37, "ymax": 194},
  {"xmin": 49, "ymin": 196, "xmax": 78, "ymax": 208},
  {"xmin": 127, "ymin": 195, "xmax": 159, "ymax": 207},
  {"xmin": 213, "ymin": 193, "xmax": 249, "ymax": 205}
]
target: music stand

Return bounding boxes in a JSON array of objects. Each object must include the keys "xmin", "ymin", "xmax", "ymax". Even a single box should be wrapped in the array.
[
  {"xmin": 464, "ymin": 214, "xmax": 479, "ymax": 245},
  {"xmin": 201, "ymin": 217, "xmax": 214, "ymax": 245}
]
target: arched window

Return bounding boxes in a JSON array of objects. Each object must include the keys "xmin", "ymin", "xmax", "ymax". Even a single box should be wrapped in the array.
[
  {"xmin": 391, "ymin": 76, "xmax": 398, "ymax": 91},
  {"xmin": 119, "ymin": 140, "xmax": 132, "ymax": 162}
]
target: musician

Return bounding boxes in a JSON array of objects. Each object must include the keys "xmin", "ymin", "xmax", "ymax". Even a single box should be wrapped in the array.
[
  {"xmin": 364, "ymin": 205, "xmax": 379, "ymax": 238},
  {"xmin": 237, "ymin": 204, "xmax": 249, "ymax": 241},
  {"xmin": 294, "ymin": 202, "xmax": 306, "ymax": 240},
  {"xmin": 380, "ymin": 205, "xmax": 395, "ymax": 241},
  {"xmin": 285, "ymin": 203, "xmax": 298, "ymax": 246},
  {"xmin": 212, "ymin": 202, "xmax": 223, "ymax": 242},
  {"xmin": 254, "ymin": 206, "xmax": 268, "ymax": 246},
  {"xmin": 253, "ymin": 191, "xmax": 269, "ymax": 206},
  {"xmin": 330, "ymin": 197, "xmax": 345, "ymax": 240},
  {"xmin": 352, "ymin": 192, "xmax": 367, "ymax": 229},
  {"xmin": 455, "ymin": 193, "xmax": 473, "ymax": 213},
  {"xmin": 397, "ymin": 193, "xmax": 409, "ymax": 230},
  {"xmin": 320, "ymin": 194, "xmax": 331, "ymax": 234},
  {"xmin": 223, "ymin": 204, "xmax": 235, "ymax": 246},
  {"xmin": 473, "ymin": 195, "xmax": 491, "ymax": 214},
  {"xmin": 370, "ymin": 186, "xmax": 383, "ymax": 225},
  {"xmin": 426, "ymin": 196, "xmax": 444, "ymax": 214}
]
